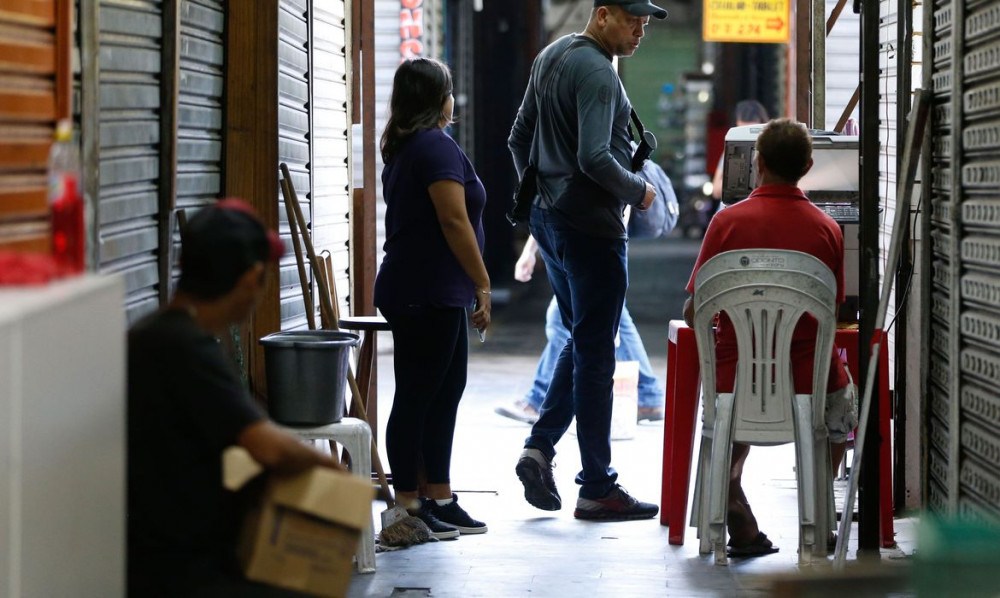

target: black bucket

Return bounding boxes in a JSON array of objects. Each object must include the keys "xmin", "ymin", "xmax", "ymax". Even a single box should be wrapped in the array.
[{"xmin": 259, "ymin": 330, "xmax": 360, "ymax": 426}]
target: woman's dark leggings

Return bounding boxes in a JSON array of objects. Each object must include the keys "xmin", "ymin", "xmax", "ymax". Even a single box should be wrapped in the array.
[{"xmin": 381, "ymin": 305, "xmax": 468, "ymax": 493}]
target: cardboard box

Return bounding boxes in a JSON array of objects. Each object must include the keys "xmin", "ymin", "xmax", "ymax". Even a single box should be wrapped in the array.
[{"xmin": 223, "ymin": 447, "xmax": 375, "ymax": 597}]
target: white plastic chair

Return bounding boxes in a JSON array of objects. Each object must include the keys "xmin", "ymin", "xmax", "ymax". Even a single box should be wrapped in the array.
[
  {"xmin": 690, "ymin": 250, "xmax": 837, "ymax": 565},
  {"xmin": 286, "ymin": 417, "xmax": 376, "ymax": 573}
]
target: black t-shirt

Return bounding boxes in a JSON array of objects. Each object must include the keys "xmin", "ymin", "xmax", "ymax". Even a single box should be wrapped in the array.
[{"xmin": 127, "ymin": 308, "xmax": 264, "ymax": 593}]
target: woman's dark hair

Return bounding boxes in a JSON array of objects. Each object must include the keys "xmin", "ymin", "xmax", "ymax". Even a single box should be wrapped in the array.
[
  {"xmin": 380, "ymin": 58, "xmax": 454, "ymax": 162},
  {"xmin": 755, "ymin": 118, "xmax": 812, "ymax": 183},
  {"xmin": 734, "ymin": 99, "xmax": 769, "ymax": 125}
]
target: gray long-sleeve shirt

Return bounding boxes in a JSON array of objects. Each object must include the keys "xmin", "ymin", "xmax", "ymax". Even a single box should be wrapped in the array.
[{"xmin": 508, "ymin": 34, "xmax": 647, "ymax": 239}]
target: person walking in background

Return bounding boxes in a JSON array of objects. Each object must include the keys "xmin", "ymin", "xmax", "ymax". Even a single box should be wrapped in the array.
[
  {"xmin": 495, "ymin": 236, "xmax": 665, "ymax": 425},
  {"xmin": 711, "ymin": 99, "xmax": 769, "ymax": 207},
  {"xmin": 374, "ymin": 58, "xmax": 490, "ymax": 540},
  {"xmin": 507, "ymin": 0, "xmax": 666, "ymax": 522},
  {"xmin": 128, "ymin": 199, "xmax": 344, "ymax": 597}
]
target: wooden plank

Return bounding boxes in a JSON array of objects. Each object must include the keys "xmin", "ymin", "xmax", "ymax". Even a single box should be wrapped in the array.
[
  {"xmin": 0, "ymin": 221, "xmax": 48, "ymax": 253},
  {"xmin": 0, "ymin": 0, "xmax": 55, "ymax": 27},
  {"xmin": 0, "ymin": 90, "xmax": 56, "ymax": 121},
  {"xmin": 226, "ymin": 0, "xmax": 281, "ymax": 399},
  {"xmin": 0, "ymin": 186, "xmax": 47, "ymax": 218},
  {"xmin": 356, "ymin": 0, "xmax": 375, "ymax": 316},
  {"xmin": 54, "ymin": 0, "xmax": 69, "ymax": 119},
  {"xmin": 0, "ymin": 139, "xmax": 49, "ymax": 170},
  {"xmin": 0, "ymin": 39, "xmax": 56, "ymax": 74}
]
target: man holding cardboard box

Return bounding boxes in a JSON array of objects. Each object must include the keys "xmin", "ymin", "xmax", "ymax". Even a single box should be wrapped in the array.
[{"xmin": 127, "ymin": 200, "xmax": 348, "ymax": 597}]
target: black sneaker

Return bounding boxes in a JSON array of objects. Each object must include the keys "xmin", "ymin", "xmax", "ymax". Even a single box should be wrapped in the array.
[
  {"xmin": 429, "ymin": 494, "xmax": 487, "ymax": 534},
  {"xmin": 574, "ymin": 485, "xmax": 659, "ymax": 521},
  {"xmin": 515, "ymin": 448, "xmax": 561, "ymax": 511},
  {"xmin": 408, "ymin": 502, "xmax": 459, "ymax": 540}
]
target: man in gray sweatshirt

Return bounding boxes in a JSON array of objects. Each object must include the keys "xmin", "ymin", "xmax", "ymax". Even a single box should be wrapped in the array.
[{"xmin": 508, "ymin": 0, "xmax": 666, "ymax": 521}]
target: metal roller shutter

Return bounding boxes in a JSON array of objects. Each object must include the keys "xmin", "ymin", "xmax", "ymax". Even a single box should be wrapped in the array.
[
  {"xmin": 927, "ymin": 0, "xmax": 1000, "ymax": 521},
  {"xmin": 955, "ymin": 0, "xmax": 1000, "ymax": 517},
  {"xmin": 174, "ymin": 0, "xmax": 225, "ymax": 276},
  {"xmin": 825, "ymin": 0, "xmax": 861, "ymax": 131},
  {"xmin": 312, "ymin": 0, "xmax": 351, "ymax": 318},
  {"xmin": 878, "ymin": 0, "xmax": 900, "ymax": 388},
  {"xmin": 277, "ymin": 0, "xmax": 313, "ymax": 330},
  {"xmin": 86, "ymin": 0, "xmax": 164, "ymax": 323},
  {"xmin": 926, "ymin": 0, "xmax": 957, "ymax": 513}
]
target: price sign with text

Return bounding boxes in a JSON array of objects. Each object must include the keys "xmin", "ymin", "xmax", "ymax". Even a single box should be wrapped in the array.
[{"xmin": 703, "ymin": 0, "xmax": 790, "ymax": 43}]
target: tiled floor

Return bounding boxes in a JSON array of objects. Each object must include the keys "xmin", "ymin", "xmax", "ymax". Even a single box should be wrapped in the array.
[{"xmin": 346, "ymin": 237, "xmax": 916, "ymax": 597}]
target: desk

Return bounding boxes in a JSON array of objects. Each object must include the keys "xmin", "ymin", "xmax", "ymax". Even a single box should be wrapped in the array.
[{"xmin": 659, "ymin": 320, "xmax": 894, "ymax": 548}]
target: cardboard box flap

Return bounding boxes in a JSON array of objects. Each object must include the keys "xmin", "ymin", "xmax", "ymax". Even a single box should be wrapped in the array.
[
  {"xmin": 223, "ymin": 446, "xmax": 373, "ymax": 530},
  {"xmin": 223, "ymin": 446, "xmax": 265, "ymax": 491},
  {"xmin": 269, "ymin": 468, "xmax": 374, "ymax": 530}
]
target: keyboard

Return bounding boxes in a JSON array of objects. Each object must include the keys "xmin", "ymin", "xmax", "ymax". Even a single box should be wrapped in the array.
[{"xmin": 817, "ymin": 203, "xmax": 860, "ymax": 223}]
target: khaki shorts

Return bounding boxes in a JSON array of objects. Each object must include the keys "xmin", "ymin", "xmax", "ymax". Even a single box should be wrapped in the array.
[{"xmin": 826, "ymin": 382, "xmax": 859, "ymax": 444}]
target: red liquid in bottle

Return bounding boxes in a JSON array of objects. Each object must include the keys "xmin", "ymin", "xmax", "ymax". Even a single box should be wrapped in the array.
[{"xmin": 50, "ymin": 176, "xmax": 85, "ymax": 274}]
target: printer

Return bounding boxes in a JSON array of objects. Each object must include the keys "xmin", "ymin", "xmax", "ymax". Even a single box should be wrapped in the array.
[{"xmin": 718, "ymin": 124, "xmax": 860, "ymax": 321}]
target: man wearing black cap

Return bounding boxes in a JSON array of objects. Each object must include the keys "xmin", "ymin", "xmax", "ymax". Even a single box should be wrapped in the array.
[
  {"xmin": 508, "ymin": 1, "xmax": 667, "ymax": 521},
  {"xmin": 127, "ymin": 199, "xmax": 342, "ymax": 596}
]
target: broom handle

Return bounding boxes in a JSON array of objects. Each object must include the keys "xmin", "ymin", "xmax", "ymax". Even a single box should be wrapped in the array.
[
  {"xmin": 279, "ymin": 163, "xmax": 396, "ymax": 508},
  {"xmin": 279, "ymin": 176, "xmax": 316, "ymax": 330}
]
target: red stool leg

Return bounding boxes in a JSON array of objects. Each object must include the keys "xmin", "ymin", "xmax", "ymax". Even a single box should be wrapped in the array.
[
  {"xmin": 877, "ymin": 339, "xmax": 895, "ymax": 548},
  {"xmin": 668, "ymin": 325, "xmax": 700, "ymax": 546},
  {"xmin": 660, "ymin": 332, "xmax": 680, "ymax": 526}
]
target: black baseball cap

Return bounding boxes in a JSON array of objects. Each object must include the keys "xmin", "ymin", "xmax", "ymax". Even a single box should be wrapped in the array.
[
  {"xmin": 179, "ymin": 198, "xmax": 285, "ymax": 298},
  {"xmin": 595, "ymin": 0, "xmax": 668, "ymax": 19}
]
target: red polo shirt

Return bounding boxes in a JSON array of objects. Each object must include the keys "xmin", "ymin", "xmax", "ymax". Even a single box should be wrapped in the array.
[{"xmin": 685, "ymin": 184, "xmax": 849, "ymax": 394}]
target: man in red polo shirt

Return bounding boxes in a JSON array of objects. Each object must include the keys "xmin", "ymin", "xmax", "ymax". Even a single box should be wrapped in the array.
[{"xmin": 682, "ymin": 118, "xmax": 858, "ymax": 557}]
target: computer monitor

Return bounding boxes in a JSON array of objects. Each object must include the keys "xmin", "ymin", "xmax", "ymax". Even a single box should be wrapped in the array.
[{"xmin": 719, "ymin": 125, "xmax": 860, "ymax": 218}]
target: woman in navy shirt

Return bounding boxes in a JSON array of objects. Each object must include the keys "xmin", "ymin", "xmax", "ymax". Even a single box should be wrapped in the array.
[{"xmin": 373, "ymin": 58, "xmax": 490, "ymax": 538}]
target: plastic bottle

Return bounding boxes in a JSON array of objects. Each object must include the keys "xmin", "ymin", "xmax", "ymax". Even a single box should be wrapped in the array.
[{"xmin": 48, "ymin": 120, "xmax": 85, "ymax": 275}]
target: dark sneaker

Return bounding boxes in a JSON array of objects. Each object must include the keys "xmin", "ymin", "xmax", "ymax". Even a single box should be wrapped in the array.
[
  {"xmin": 429, "ymin": 493, "xmax": 487, "ymax": 534},
  {"xmin": 637, "ymin": 406, "xmax": 665, "ymax": 422},
  {"xmin": 408, "ymin": 502, "xmax": 459, "ymax": 540},
  {"xmin": 515, "ymin": 448, "xmax": 561, "ymax": 511},
  {"xmin": 574, "ymin": 485, "xmax": 659, "ymax": 521},
  {"xmin": 494, "ymin": 400, "xmax": 540, "ymax": 424}
]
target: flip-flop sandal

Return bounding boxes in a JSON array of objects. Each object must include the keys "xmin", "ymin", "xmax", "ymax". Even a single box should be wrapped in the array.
[{"xmin": 727, "ymin": 531, "xmax": 780, "ymax": 558}]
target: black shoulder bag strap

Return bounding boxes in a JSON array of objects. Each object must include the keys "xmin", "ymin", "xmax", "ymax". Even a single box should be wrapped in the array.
[
  {"xmin": 507, "ymin": 38, "xmax": 590, "ymax": 225},
  {"xmin": 629, "ymin": 108, "xmax": 657, "ymax": 173}
]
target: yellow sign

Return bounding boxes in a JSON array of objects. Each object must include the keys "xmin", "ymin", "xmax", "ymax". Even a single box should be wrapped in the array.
[{"xmin": 703, "ymin": 0, "xmax": 790, "ymax": 44}]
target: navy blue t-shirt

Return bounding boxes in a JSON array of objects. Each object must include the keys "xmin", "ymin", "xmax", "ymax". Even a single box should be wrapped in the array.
[{"xmin": 374, "ymin": 127, "xmax": 487, "ymax": 309}]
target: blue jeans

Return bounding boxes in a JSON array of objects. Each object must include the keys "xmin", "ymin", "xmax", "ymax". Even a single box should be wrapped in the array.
[
  {"xmin": 526, "ymin": 205, "xmax": 626, "ymax": 499},
  {"xmin": 524, "ymin": 298, "xmax": 665, "ymax": 411}
]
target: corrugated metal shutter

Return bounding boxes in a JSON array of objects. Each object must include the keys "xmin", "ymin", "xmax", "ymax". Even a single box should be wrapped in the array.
[
  {"xmin": 825, "ymin": 0, "xmax": 861, "ymax": 130},
  {"xmin": 0, "ymin": 1, "xmax": 63, "ymax": 253},
  {"xmin": 878, "ymin": 0, "xmax": 900, "ymax": 386},
  {"xmin": 312, "ymin": 0, "xmax": 351, "ymax": 318},
  {"xmin": 277, "ymin": 0, "xmax": 313, "ymax": 330},
  {"xmin": 277, "ymin": 0, "xmax": 352, "ymax": 329},
  {"xmin": 927, "ymin": 0, "xmax": 1000, "ymax": 521},
  {"xmin": 926, "ymin": 0, "xmax": 957, "ymax": 515},
  {"xmin": 175, "ymin": 0, "xmax": 225, "ymax": 279},
  {"xmin": 90, "ymin": 1, "xmax": 164, "ymax": 323},
  {"xmin": 953, "ymin": 0, "xmax": 1000, "ymax": 521}
]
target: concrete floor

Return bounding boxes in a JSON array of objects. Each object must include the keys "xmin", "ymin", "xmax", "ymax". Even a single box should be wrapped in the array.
[{"xmin": 346, "ymin": 236, "xmax": 917, "ymax": 597}]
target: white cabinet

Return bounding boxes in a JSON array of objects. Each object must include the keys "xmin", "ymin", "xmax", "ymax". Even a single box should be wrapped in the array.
[{"xmin": 0, "ymin": 275, "xmax": 125, "ymax": 597}]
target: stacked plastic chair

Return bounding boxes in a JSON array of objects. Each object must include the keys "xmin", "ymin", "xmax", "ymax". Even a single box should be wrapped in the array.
[{"xmin": 690, "ymin": 249, "xmax": 838, "ymax": 565}]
